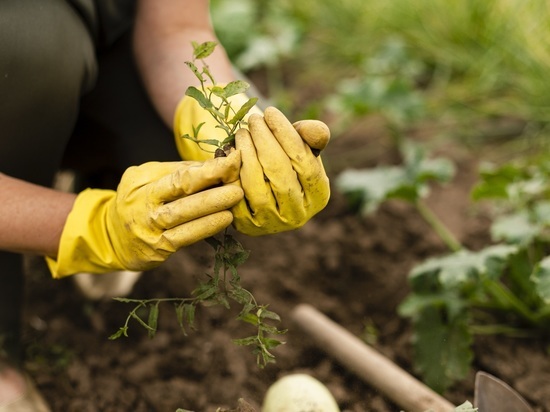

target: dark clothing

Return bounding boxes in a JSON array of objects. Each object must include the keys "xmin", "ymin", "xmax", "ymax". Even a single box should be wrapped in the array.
[
  {"xmin": 66, "ymin": 0, "xmax": 136, "ymax": 50},
  {"xmin": 0, "ymin": 0, "xmax": 178, "ymax": 362}
]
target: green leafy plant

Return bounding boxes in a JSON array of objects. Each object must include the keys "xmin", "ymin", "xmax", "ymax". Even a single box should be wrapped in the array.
[
  {"xmin": 326, "ymin": 37, "xmax": 426, "ymax": 135},
  {"xmin": 337, "ymin": 143, "xmax": 550, "ymax": 392},
  {"xmin": 110, "ymin": 41, "xmax": 285, "ymax": 369},
  {"xmin": 181, "ymin": 41, "xmax": 258, "ymax": 156}
]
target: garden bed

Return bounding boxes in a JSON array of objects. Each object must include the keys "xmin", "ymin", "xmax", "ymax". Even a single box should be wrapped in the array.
[{"xmin": 22, "ymin": 120, "xmax": 550, "ymax": 411}]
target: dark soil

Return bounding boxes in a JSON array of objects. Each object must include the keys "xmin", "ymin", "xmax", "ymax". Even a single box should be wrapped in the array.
[{"xmin": 22, "ymin": 118, "xmax": 550, "ymax": 411}]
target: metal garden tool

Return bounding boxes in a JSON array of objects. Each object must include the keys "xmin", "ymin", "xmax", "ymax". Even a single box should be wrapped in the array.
[{"xmin": 474, "ymin": 371, "xmax": 533, "ymax": 412}]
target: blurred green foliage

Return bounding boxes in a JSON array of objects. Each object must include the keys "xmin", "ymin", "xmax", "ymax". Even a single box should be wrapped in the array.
[{"xmin": 211, "ymin": 0, "xmax": 550, "ymax": 147}]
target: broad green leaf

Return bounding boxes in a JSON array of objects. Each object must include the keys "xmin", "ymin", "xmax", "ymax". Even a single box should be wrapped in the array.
[
  {"xmin": 471, "ymin": 162, "xmax": 526, "ymax": 201},
  {"xmin": 398, "ymin": 291, "xmax": 466, "ymax": 322},
  {"xmin": 336, "ymin": 166, "xmax": 410, "ymax": 213},
  {"xmin": 412, "ymin": 306, "xmax": 473, "ymax": 393},
  {"xmin": 410, "ymin": 244, "xmax": 518, "ymax": 290},
  {"xmin": 490, "ymin": 212, "xmax": 538, "ymax": 245},
  {"xmin": 479, "ymin": 244, "xmax": 519, "ymax": 279},
  {"xmin": 534, "ymin": 201, "xmax": 550, "ymax": 226},
  {"xmin": 336, "ymin": 143, "xmax": 454, "ymax": 214},
  {"xmin": 531, "ymin": 255, "xmax": 550, "ymax": 303}
]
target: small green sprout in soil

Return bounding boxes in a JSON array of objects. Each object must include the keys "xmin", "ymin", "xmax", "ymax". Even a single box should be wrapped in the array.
[{"xmin": 110, "ymin": 41, "xmax": 285, "ymax": 369}]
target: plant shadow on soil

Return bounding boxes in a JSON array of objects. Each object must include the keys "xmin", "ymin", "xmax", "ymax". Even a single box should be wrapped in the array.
[{"xmin": 23, "ymin": 118, "xmax": 550, "ymax": 411}]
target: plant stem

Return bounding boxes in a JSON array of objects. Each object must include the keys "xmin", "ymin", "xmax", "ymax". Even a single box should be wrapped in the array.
[
  {"xmin": 415, "ymin": 199, "xmax": 462, "ymax": 252},
  {"xmin": 483, "ymin": 279, "xmax": 539, "ymax": 325}
]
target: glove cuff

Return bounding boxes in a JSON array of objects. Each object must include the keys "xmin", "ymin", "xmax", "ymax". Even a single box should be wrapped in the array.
[
  {"xmin": 46, "ymin": 189, "xmax": 125, "ymax": 278},
  {"xmin": 173, "ymin": 88, "xmax": 262, "ymax": 162}
]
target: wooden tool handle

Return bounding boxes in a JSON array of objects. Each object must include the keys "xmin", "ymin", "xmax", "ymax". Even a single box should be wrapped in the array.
[{"xmin": 291, "ymin": 304, "xmax": 456, "ymax": 412}]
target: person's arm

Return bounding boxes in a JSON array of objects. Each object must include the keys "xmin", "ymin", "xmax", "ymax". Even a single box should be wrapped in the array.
[
  {"xmin": 134, "ymin": 0, "xmax": 331, "ymax": 237},
  {"xmin": 0, "ymin": 173, "xmax": 76, "ymax": 257},
  {"xmin": 133, "ymin": 0, "xmax": 235, "ymax": 128}
]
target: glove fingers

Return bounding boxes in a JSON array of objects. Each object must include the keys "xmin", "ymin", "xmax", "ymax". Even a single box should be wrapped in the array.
[
  {"xmin": 235, "ymin": 127, "xmax": 274, "ymax": 214},
  {"xmin": 151, "ymin": 150, "xmax": 241, "ymax": 202},
  {"xmin": 264, "ymin": 107, "xmax": 330, "ymax": 208},
  {"xmin": 155, "ymin": 185, "xmax": 244, "ymax": 229},
  {"xmin": 163, "ymin": 210, "xmax": 234, "ymax": 249},
  {"xmin": 246, "ymin": 114, "xmax": 304, "ymax": 210},
  {"xmin": 292, "ymin": 119, "xmax": 331, "ymax": 151}
]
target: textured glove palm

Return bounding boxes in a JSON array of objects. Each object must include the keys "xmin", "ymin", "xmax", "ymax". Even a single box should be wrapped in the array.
[{"xmin": 47, "ymin": 152, "xmax": 243, "ymax": 278}]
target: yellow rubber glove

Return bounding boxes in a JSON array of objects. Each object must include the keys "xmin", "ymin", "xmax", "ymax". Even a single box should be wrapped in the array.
[
  {"xmin": 174, "ymin": 95, "xmax": 330, "ymax": 236},
  {"xmin": 232, "ymin": 107, "xmax": 331, "ymax": 235},
  {"xmin": 173, "ymin": 92, "xmax": 262, "ymax": 161},
  {"xmin": 46, "ymin": 152, "xmax": 243, "ymax": 278}
]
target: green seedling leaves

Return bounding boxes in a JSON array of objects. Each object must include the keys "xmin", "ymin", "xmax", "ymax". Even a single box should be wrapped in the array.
[
  {"xmin": 112, "ymin": 41, "xmax": 280, "ymax": 370},
  {"xmin": 185, "ymin": 86, "xmax": 212, "ymax": 110},
  {"xmin": 221, "ymin": 80, "xmax": 250, "ymax": 98},
  {"xmin": 109, "ymin": 231, "xmax": 283, "ymax": 369},
  {"xmin": 175, "ymin": 302, "xmax": 196, "ymax": 336},
  {"xmin": 229, "ymin": 97, "xmax": 258, "ymax": 125},
  {"xmin": 147, "ymin": 302, "xmax": 159, "ymax": 339},
  {"xmin": 108, "ymin": 326, "xmax": 128, "ymax": 340},
  {"xmin": 180, "ymin": 42, "xmax": 257, "ymax": 150}
]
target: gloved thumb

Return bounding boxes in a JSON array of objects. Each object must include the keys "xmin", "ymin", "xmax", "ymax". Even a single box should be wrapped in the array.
[{"xmin": 293, "ymin": 119, "xmax": 331, "ymax": 153}]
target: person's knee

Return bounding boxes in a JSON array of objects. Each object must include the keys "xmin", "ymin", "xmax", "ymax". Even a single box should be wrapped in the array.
[
  {"xmin": 0, "ymin": 0, "xmax": 97, "ymax": 132},
  {"xmin": 0, "ymin": 0, "xmax": 97, "ymax": 183}
]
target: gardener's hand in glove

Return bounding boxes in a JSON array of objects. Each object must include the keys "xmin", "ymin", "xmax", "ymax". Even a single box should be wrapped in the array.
[
  {"xmin": 174, "ymin": 95, "xmax": 330, "ymax": 236},
  {"xmin": 46, "ymin": 152, "xmax": 243, "ymax": 278}
]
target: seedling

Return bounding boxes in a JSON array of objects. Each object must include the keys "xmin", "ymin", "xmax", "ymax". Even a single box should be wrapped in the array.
[
  {"xmin": 110, "ymin": 41, "xmax": 285, "ymax": 369},
  {"xmin": 181, "ymin": 41, "xmax": 258, "ymax": 157}
]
